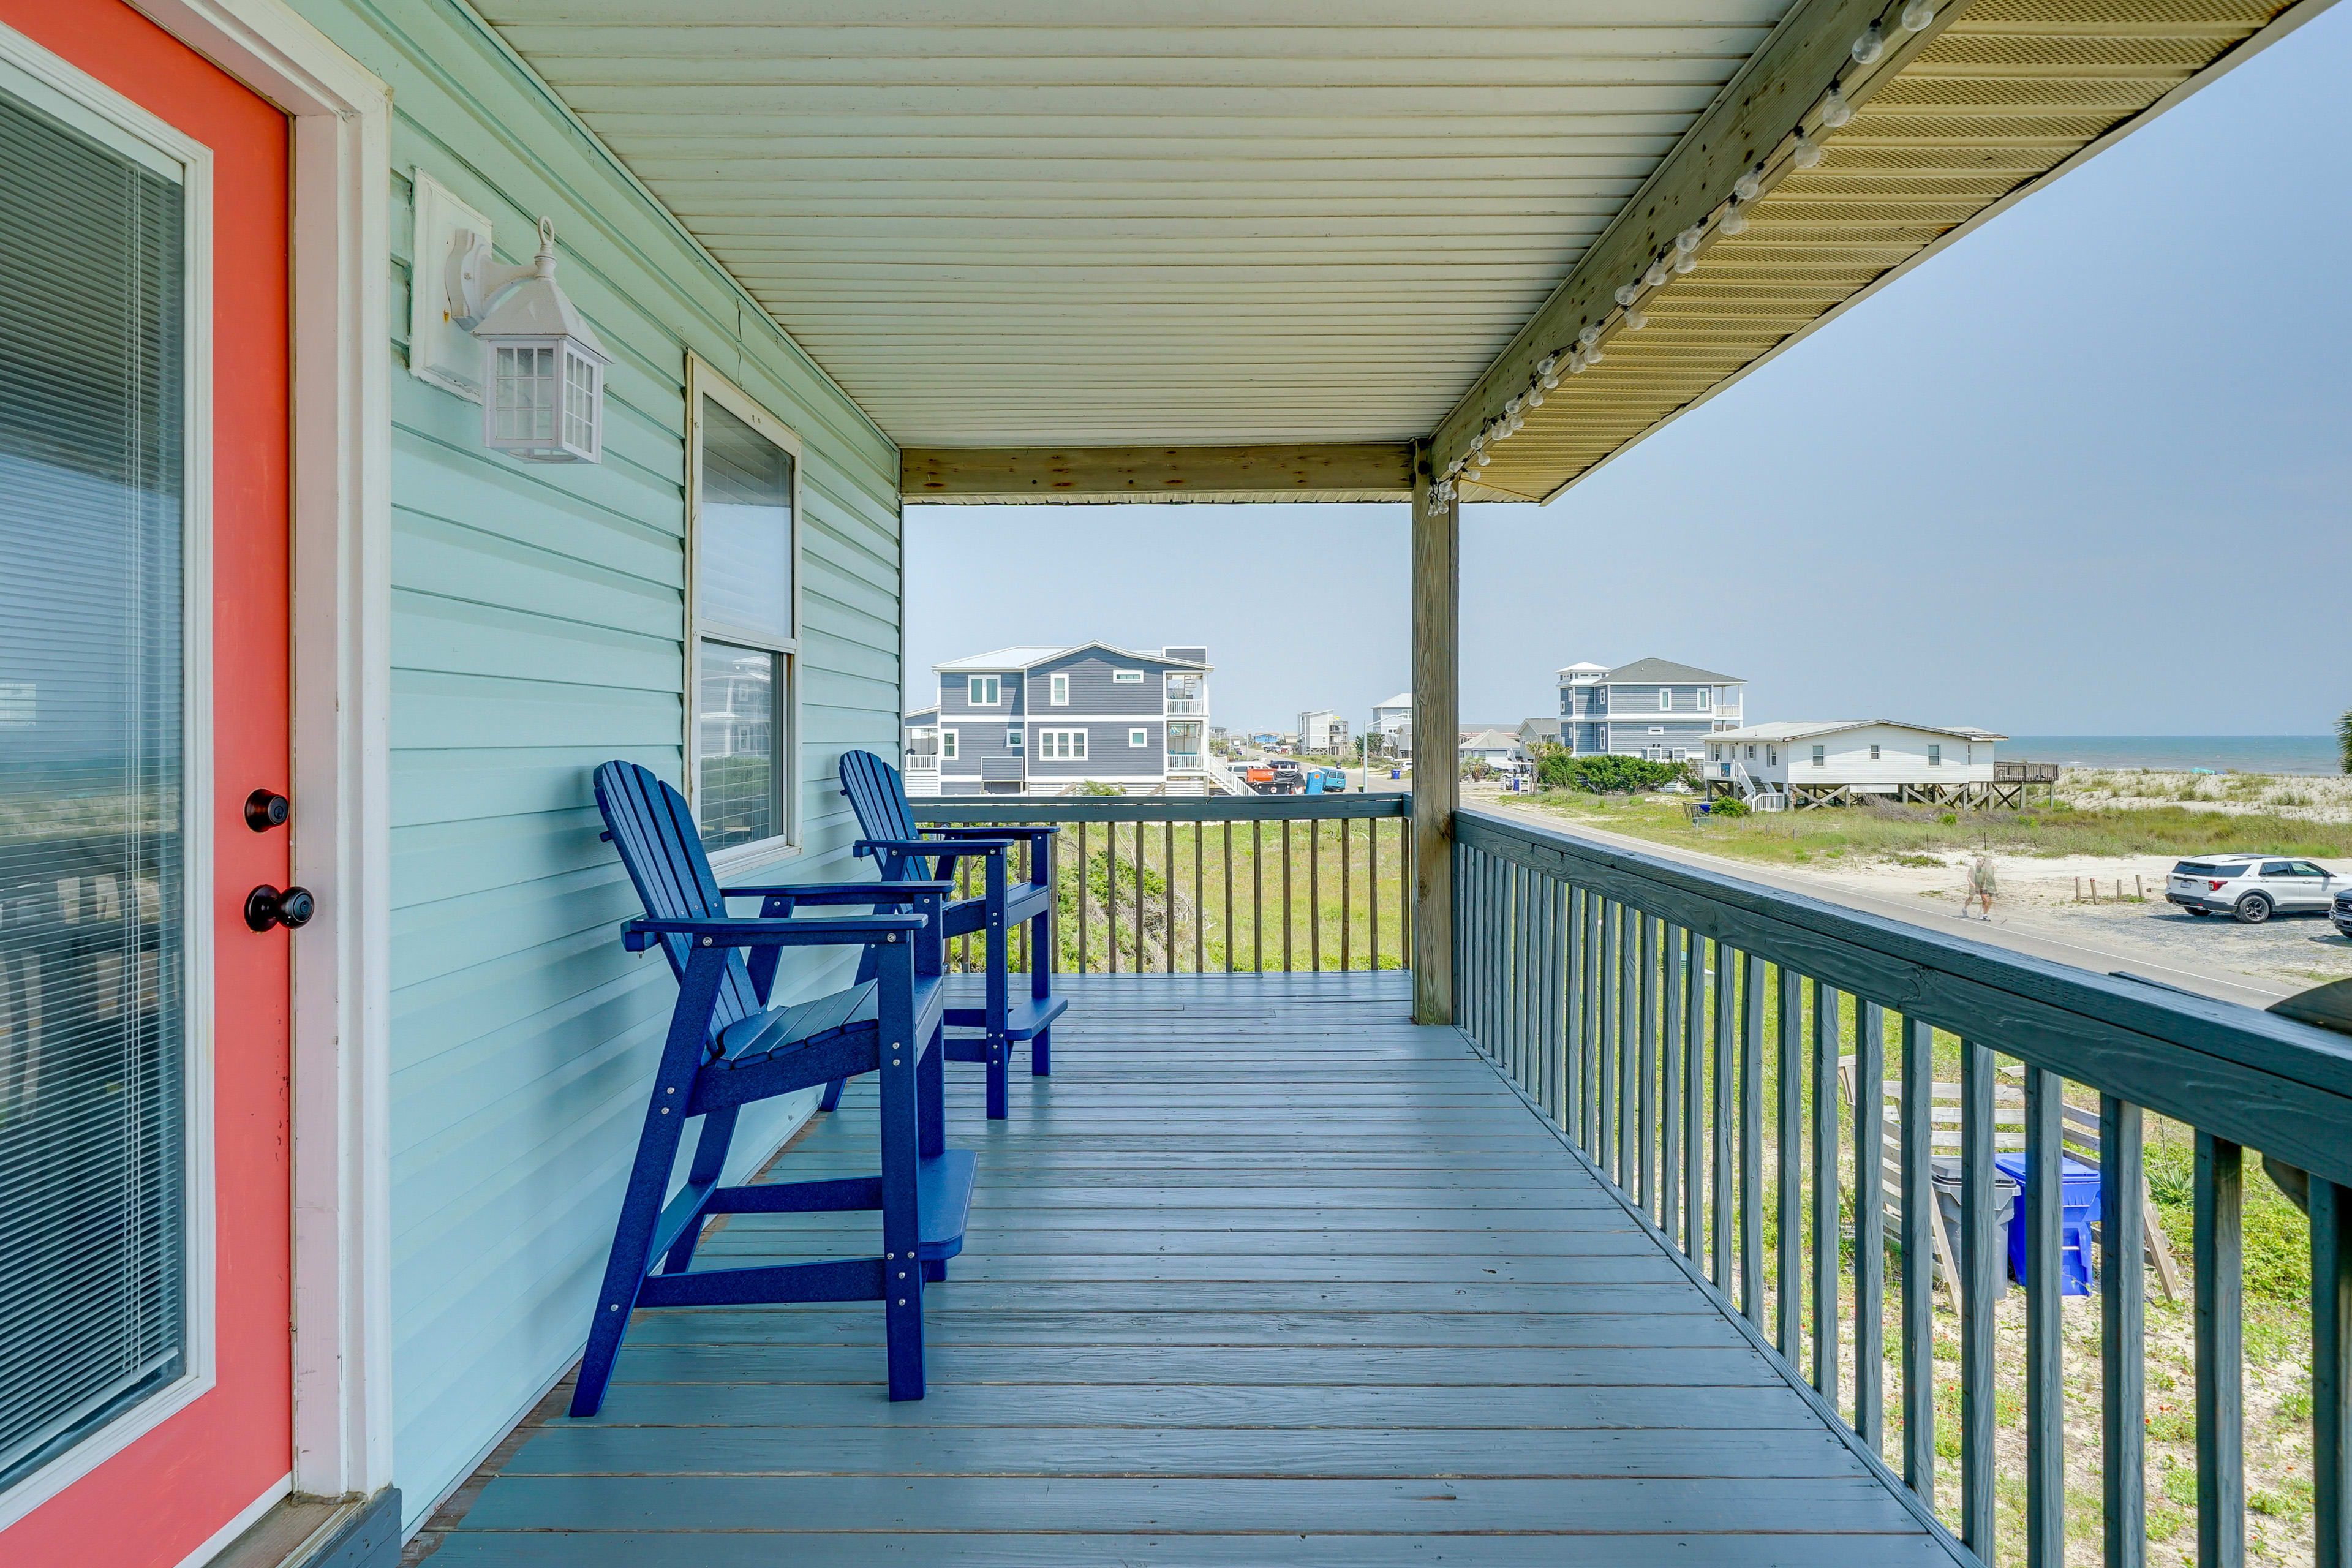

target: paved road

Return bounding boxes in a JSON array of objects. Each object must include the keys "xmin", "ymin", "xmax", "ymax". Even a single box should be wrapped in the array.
[{"xmin": 1476, "ymin": 805, "xmax": 2301, "ymax": 1009}]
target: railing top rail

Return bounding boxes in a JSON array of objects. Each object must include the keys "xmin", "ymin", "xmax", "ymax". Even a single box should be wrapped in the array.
[
  {"xmin": 921, "ymin": 794, "xmax": 1412, "ymax": 823},
  {"xmin": 1456, "ymin": 805, "xmax": 2352, "ymax": 1185}
]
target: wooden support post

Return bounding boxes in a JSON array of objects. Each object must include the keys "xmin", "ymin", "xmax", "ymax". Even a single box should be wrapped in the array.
[{"xmin": 1411, "ymin": 442, "xmax": 1457, "ymax": 1024}]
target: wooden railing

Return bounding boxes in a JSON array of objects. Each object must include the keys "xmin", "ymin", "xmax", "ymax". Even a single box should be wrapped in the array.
[
  {"xmin": 1452, "ymin": 805, "xmax": 2352, "ymax": 1568},
  {"xmin": 918, "ymin": 794, "xmax": 1412, "ymax": 975}
]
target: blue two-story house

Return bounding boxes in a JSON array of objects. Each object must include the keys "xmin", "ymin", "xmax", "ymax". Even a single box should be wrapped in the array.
[
  {"xmin": 1557, "ymin": 657, "xmax": 1745, "ymax": 761},
  {"xmin": 905, "ymin": 644, "xmax": 1212, "ymax": 794}
]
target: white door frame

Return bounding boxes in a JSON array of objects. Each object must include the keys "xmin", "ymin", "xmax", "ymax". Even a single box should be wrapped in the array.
[{"xmin": 128, "ymin": 0, "xmax": 395, "ymax": 1506}]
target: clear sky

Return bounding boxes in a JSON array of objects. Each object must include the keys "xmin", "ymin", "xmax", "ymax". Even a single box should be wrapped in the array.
[{"xmin": 905, "ymin": 6, "xmax": 2351, "ymax": 738}]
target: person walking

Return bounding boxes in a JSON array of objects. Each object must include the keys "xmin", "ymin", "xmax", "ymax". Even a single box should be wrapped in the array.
[{"xmin": 1962, "ymin": 854, "xmax": 1997, "ymax": 921}]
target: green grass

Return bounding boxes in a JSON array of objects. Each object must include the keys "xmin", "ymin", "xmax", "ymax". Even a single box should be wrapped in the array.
[{"xmin": 1497, "ymin": 788, "xmax": 2352, "ymax": 865}]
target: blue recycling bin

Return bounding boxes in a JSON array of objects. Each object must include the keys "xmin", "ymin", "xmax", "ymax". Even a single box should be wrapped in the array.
[{"xmin": 1994, "ymin": 1151, "xmax": 2100, "ymax": 1295}]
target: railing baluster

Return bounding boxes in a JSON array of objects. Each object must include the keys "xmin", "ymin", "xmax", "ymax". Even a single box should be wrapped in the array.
[
  {"xmin": 1515, "ymin": 865, "xmax": 1531, "ymax": 1087},
  {"xmin": 1222, "ymin": 821, "xmax": 1233, "ymax": 974},
  {"xmin": 1569, "ymin": 884, "xmax": 1587, "ymax": 1139},
  {"xmin": 1104, "ymin": 821, "xmax": 1118, "ymax": 974},
  {"xmin": 2317, "ymin": 1177, "xmax": 2352, "ymax": 1568},
  {"xmin": 1683, "ymin": 937, "xmax": 1703, "ymax": 1260},
  {"xmin": 1740, "ymin": 951, "xmax": 1764, "ymax": 1328},
  {"xmin": 1367, "ymin": 816, "xmax": 1379, "ymax": 970},
  {"xmin": 1712, "ymin": 943, "xmax": 1733, "ymax": 1291},
  {"xmin": 1901, "ymin": 1014, "xmax": 1936, "ymax": 1502},
  {"xmin": 1251, "ymin": 820, "xmax": 1262, "ymax": 974},
  {"xmin": 1133, "ymin": 821, "xmax": 1146, "ymax": 974},
  {"xmin": 1281, "ymin": 818, "xmax": 1294, "ymax": 973},
  {"xmin": 1621, "ymin": 906, "xmax": 1640, "ymax": 1194},
  {"xmin": 2103, "ymin": 1093, "xmax": 2148, "ymax": 1568},
  {"xmin": 2196, "ymin": 1131, "xmax": 2245, "ymax": 1568},
  {"xmin": 1660, "ymin": 923, "xmax": 1683, "ymax": 1239},
  {"xmin": 1550, "ymin": 876, "xmax": 1566, "ymax": 1124},
  {"xmin": 1193, "ymin": 819, "xmax": 1204, "ymax": 974},
  {"xmin": 1812, "ymin": 981, "xmax": 1839, "ymax": 1403},
  {"xmin": 1164, "ymin": 819, "xmax": 1176, "ymax": 973},
  {"xmin": 1855, "ymin": 1000, "xmax": 1885, "ymax": 1450},
  {"xmin": 1077, "ymin": 821, "xmax": 1090, "ymax": 972},
  {"xmin": 1308, "ymin": 815, "xmax": 1321, "ymax": 973},
  {"xmin": 1638, "ymin": 913, "xmax": 1657, "ymax": 1215},
  {"xmin": 2026, "ymin": 1064, "xmax": 2064, "ymax": 1566},
  {"xmin": 1962, "ymin": 1038, "xmax": 1997, "ymax": 1555},
  {"xmin": 1401, "ymin": 815, "xmax": 1413, "ymax": 971},
  {"xmin": 1339, "ymin": 818, "xmax": 1351, "ymax": 972},
  {"xmin": 1777, "ymin": 964, "xmax": 1802, "ymax": 1362},
  {"xmin": 1597, "ymin": 899, "xmax": 1617, "ymax": 1180}
]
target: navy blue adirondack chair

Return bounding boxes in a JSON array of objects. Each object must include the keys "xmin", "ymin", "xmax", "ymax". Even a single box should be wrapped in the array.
[
  {"xmin": 573, "ymin": 761, "xmax": 975, "ymax": 1411},
  {"xmin": 836, "ymin": 750, "xmax": 1066, "ymax": 1120}
]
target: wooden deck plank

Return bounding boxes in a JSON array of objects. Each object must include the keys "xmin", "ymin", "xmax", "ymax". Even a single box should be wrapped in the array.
[{"xmin": 410, "ymin": 971, "xmax": 1960, "ymax": 1564}]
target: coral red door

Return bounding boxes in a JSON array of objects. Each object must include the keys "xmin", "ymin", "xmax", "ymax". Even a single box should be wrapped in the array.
[{"xmin": 0, "ymin": 4, "xmax": 294, "ymax": 1564}]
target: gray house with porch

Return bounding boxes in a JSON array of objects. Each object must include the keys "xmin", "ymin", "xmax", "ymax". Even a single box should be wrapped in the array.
[
  {"xmin": 1558, "ymin": 657, "xmax": 1745, "ymax": 760},
  {"xmin": 905, "ymin": 643, "xmax": 1212, "ymax": 794}
]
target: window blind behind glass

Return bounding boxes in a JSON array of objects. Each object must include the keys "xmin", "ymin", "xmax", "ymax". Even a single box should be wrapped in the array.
[{"xmin": 0, "ymin": 87, "xmax": 189, "ymax": 1492}]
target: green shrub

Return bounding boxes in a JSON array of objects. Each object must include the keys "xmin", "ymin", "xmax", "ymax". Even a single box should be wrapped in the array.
[
  {"xmin": 1708, "ymin": 796, "xmax": 1749, "ymax": 819},
  {"xmin": 1535, "ymin": 748, "xmax": 1692, "ymax": 794}
]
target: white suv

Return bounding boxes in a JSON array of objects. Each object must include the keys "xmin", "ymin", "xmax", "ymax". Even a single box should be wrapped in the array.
[{"xmin": 2166, "ymin": 854, "xmax": 2345, "ymax": 924}]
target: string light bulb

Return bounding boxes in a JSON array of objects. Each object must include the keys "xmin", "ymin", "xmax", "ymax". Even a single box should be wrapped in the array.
[
  {"xmin": 1901, "ymin": 0, "xmax": 1935, "ymax": 30},
  {"xmin": 1793, "ymin": 132, "xmax": 1823, "ymax": 169},
  {"xmin": 1624, "ymin": 307, "xmax": 1648, "ymax": 330},
  {"xmin": 1673, "ymin": 251, "xmax": 1697, "ymax": 275},
  {"xmin": 1578, "ymin": 325, "xmax": 1600, "ymax": 349},
  {"xmin": 1644, "ymin": 258, "xmax": 1670, "ymax": 288},
  {"xmin": 1820, "ymin": 85, "xmax": 1853, "ymax": 129},
  {"xmin": 1734, "ymin": 168, "xmax": 1762, "ymax": 203},
  {"xmin": 1852, "ymin": 22, "xmax": 1884, "ymax": 64},
  {"xmin": 1615, "ymin": 282, "xmax": 1641, "ymax": 307},
  {"xmin": 1675, "ymin": 226, "xmax": 1703, "ymax": 254},
  {"xmin": 1720, "ymin": 202, "xmax": 1748, "ymax": 236},
  {"xmin": 1583, "ymin": 339, "xmax": 1605, "ymax": 366},
  {"xmin": 1526, "ymin": 386, "xmax": 1545, "ymax": 408}
]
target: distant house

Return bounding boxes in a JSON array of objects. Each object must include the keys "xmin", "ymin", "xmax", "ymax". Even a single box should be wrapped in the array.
[
  {"xmin": 1298, "ymin": 710, "xmax": 1350, "ymax": 753},
  {"xmin": 1557, "ymin": 657, "xmax": 1745, "ymax": 760},
  {"xmin": 1460, "ymin": 729, "xmax": 1518, "ymax": 765},
  {"xmin": 904, "ymin": 642, "xmax": 1212, "ymax": 795},
  {"xmin": 1370, "ymin": 691, "xmax": 1412, "ymax": 739},
  {"xmin": 1705, "ymin": 722, "xmax": 2007, "ymax": 808},
  {"xmin": 1515, "ymin": 718, "xmax": 1561, "ymax": 760}
]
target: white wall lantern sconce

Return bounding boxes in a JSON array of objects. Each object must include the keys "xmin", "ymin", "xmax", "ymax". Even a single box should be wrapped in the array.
[{"xmin": 446, "ymin": 216, "xmax": 611, "ymax": 463}]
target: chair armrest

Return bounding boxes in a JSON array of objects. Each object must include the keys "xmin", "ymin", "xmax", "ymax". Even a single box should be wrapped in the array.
[
  {"xmin": 922, "ymin": 824, "xmax": 1060, "ymax": 840},
  {"xmin": 723, "ymin": 880, "xmax": 954, "ymax": 901},
  {"xmin": 855, "ymin": 837, "xmax": 1012, "ymax": 858},
  {"xmin": 622, "ymin": 913, "xmax": 924, "ymax": 952}
]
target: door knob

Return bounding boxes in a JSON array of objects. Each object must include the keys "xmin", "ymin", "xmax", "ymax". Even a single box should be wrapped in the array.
[
  {"xmin": 244, "ymin": 884, "xmax": 316, "ymax": 932},
  {"xmin": 246, "ymin": 789, "xmax": 291, "ymax": 831}
]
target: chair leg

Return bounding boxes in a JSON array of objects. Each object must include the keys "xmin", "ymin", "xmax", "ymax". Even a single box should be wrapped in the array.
[
  {"xmin": 662, "ymin": 1106, "xmax": 740, "ymax": 1276},
  {"xmin": 877, "ymin": 1028, "xmax": 925, "ymax": 1401},
  {"xmin": 923, "ymin": 1259, "xmax": 946, "ymax": 1282},
  {"xmin": 986, "ymin": 1038, "xmax": 1008, "ymax": 1121},
  {"xmin": 571, "ymin": 1088, "xmax": 692, "ymax": 1417},
  {"xmin": 1031, "ymin": 899, "xmax": 1053, "ymax": 1077},
  {"xmin": 819, "ymin": 1076, "xmax": 847, "ymax": 1112},
  {"xmin": 1031, "ymin": 1027, "xmax": 1050, "ymax": 1079},
  {"xmin": 918, "ymin": 1020, "xmax": 945, "ymax": 1159}
]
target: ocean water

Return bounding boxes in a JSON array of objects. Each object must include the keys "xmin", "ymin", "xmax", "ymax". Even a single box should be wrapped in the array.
[{"xmin": 2005, "ymin": 736, "xmax": 2343, "ymax": 775}]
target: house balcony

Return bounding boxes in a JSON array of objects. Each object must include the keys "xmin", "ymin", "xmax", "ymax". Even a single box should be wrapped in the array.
[{"xmin": 402, "ymin": 796, "xmax": 2352, "ymax": 1567}]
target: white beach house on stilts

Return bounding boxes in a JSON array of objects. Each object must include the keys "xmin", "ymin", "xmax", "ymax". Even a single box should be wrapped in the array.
[{"xmin": 1706, "ymin": 722, "xmax": 2008, "ymax": 809}]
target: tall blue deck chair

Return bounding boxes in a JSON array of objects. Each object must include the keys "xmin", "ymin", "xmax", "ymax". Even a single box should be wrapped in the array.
[
  {"xmin": 837, "ymin": 750, "xmax": 1066, "ymax": 1120},
  {"xmin": 573, "ymin": 761, "xmax": 974, "ymax": 1411}
]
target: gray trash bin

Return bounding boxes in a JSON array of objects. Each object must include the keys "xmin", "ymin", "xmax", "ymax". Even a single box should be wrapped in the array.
[{"xmin": 1931, "ymin": 1157, "xmax": 2022, "ymax": 1300}]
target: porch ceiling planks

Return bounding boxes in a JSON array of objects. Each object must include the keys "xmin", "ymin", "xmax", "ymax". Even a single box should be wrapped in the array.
[
  {"xmin": 409, "ymin": 971, "xmax": 1968, "ymax": 1566},
  {"xmin": 1455, "ymin": 0, "xmax": 2315, "ymax": 502},
  {"xmin": 468, "ymin": 2, "xmax": 1793, "ymax": 447},
  {"xmin": 900, "ymin": 441, "xmax": 1413, "ymax": 502}
]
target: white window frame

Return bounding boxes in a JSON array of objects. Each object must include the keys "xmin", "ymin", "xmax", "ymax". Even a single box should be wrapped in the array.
[
  {"xmin": 0, "ymin": 31, "xmax": 225, "ymax": 1530},
  {"xmin": 1037, "ymin": 728, "xmax": 1087, "ymax": 760},
  {"xmin": 1112, "ymin": 669, "xmax": 1145, "ymax": 684},
  {"xmin": 1647, "ymin": 726, "xmax": 1664, "ymax": 736},
  {"xmin": 1049, "ymin": 672, "xmax": 1069, "ymax": 706},
  {"xmin": 1812, "ymin": 745, "xmax": 1826, "ymax": 767},
  {"xmin": 687, "ymin": 355, "xmax": 804, "ymax": 872},
  {"xmin": 1697, "ymin": 687, "xmax": 1710, "ymax": 710},
  {"xmin": 1006, "ymin": 725, "xmax": 1023, "ymax": 752},
  {"xmin": 907, "ymin": 726, "xmax": 939, "ymax": 765},
  {"xmin": 939, "ymin": 728, "xmax": 959, "ymax": 761},
  {"xmin": 1129, "ymin": 727, "xmax": 1150, "ymax": 748},
  {"xmin": 1869, "ymin": 744, "xmax": 1880, "ymax": 761},
  {"xmin": 1659, "ymin": 687, "xmax": 1671, "ymax": 710},
  {"xmin": 967, "ymin": 674, "xmax": 1001, "ymax": 706},
  {"xmin": 1929, "ymin": 744, "xmax": 1942, "ymax": 767}
]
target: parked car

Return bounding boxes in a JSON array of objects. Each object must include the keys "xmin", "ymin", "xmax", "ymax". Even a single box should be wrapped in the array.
[
  {"xmin": 2166, "ymin": 854, "xmax": 2345, "ymax": 924},
  {"xmin": 2336, "ymin": 884, "xmax": 2352, "ymax": 940},
  {"xmin": 1243, "ymin": 759, "xmax": 1302, "ymax": 794},
  {"xmin": 1305, "ymin": 765, "xmax": 1349, "ymax": 792}
]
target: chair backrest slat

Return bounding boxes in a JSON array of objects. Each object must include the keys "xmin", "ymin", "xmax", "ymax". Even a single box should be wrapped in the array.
[
  {"xmin": 840, "ymin": 750, "xmax": 919, "ymax": 846},
  {"xmin": 595, "ymin": 760, "xmax": 763, "ymax": 1042}
]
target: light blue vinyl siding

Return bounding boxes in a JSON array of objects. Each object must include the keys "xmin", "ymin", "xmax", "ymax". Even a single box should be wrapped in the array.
[{"xmin": 293, "ymin": 0, "xmax": 901, "ymax": 1531}]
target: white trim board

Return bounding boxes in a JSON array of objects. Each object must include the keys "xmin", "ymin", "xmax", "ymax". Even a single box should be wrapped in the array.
[{"xmin": 128, "ymin": 0, "xmax": 398, "ymax": 1504}]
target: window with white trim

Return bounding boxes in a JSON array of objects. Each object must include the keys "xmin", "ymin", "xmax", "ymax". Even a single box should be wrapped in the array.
[
  {"xmin": 1659, "ymin": 687, "xmax": 1672, "ymax": 710},
  {"xmin": 1811, "ymin": 745, "xmax": 1826, "ymax": 767},
  {"xmin": 1697, "ymin": 687, "xmax": 1710, "ymax": 710},
  {"xmin": 908, "ymin": 726, "xmax": 938, "ymax": 761},
  {"xmin": 1929, "ymin": 744, "xmax": 1942, "ymax": 767},
  {"xmin": 690, "ymin": 361, "xmax": 801, "ymax": 856},
  {"xmin": 1112, "ymin": 669, "xmax": 1145, "ymax": 684},
  {"xmin": 967, "ymin": 674, "xmax": 1000, "ymax": 706},
  {"xmin": 1049, "ymin": 673, "xmax": 1068, "ymax": 706},
  {"xmin": 1129, "ymin": 728, "xmax": 1149, "ymax": 747},
  {"xmin": 1037, "ymin": 728, "xmax": 1085, "ymax": 760},
  {"xmin": 1006, "ymin": 726, "xmax": 1023, "ymax": 752},
  {"xmin": 1869, "ymin": 744, "xmax": 1880, "ymax": 760},
  {"xmin": 939, "ymin": 729, "xmax": 959, "ymax": 761}
]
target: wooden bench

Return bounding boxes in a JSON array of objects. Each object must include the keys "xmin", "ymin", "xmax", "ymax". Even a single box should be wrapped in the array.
[
  {"xmin": 839, "ymin": 750, "xmax": 1067, "ymax": 1120},
  {"xmin": 570, "ymin": 760, "xmax": 975, "ymax": 1411}
]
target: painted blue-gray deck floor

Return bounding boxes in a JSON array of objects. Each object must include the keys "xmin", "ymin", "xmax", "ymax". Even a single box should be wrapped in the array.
[{"xmin": 409, "ymin": 973, "xmax": 1962, "ymax": 1566}]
